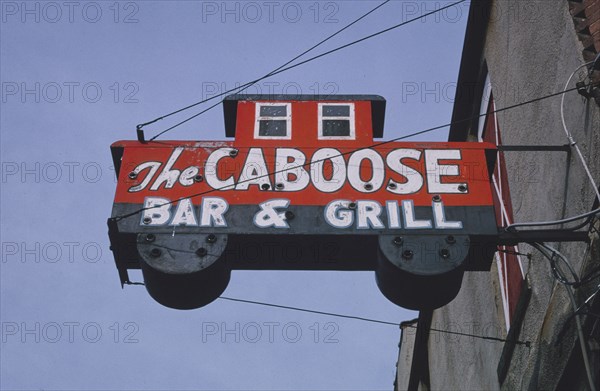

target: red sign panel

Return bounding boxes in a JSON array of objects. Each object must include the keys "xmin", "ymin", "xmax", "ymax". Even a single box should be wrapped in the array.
[{"xmin": 112, "ymin": 140, "xmax": 497, "ymax": 235}]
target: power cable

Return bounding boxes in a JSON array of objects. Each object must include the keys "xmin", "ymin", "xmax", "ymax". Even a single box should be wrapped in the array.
[
  {"xmin": 505, "ymin": 68, "xmax": 600, "ymax": 381},
  {"xmin": 506, "ymin": 60, "xmax": 600, "ymax": 231},
  {"xmin": 144, "ymin": 0, "xmax": 466, "ymax": 140},
  {"xmin": 116, "ymin": 285, "xmax": 530, "ymax": 345},
  {"xmin": 575, "ymin": 283, "xmax": 600, "ymax": 315},
  {"xmin": 220, "ymin": 296, "xmax": 399, "ymax": 326},
  {"xmin": 112, "ymin": 81, "xmax": 597, "ymax": 222},
  {"xmin": 532, "ymin": 243, "xmax": 580, "ymax": 286},
  {"xmin": 565, "ymin": 285, "xmax": 596, "ymax": 391},
  {"xmin": 218, "ymin": 296, "xmax": 530, "ymax": 346},
  {"xmin": 577, "ymin": 266, "xmax": 600, "ymax": 288},
  {"xmin": 532, "ymin": 243, "xmax": 597, "ymax": 391},
  {"xmin": 141, "ymin": 0, "xmax": 392, "ymax": 139},
  {"xmin": 505, "ymin": 208, "xmax": 600, "ymax": 231}
]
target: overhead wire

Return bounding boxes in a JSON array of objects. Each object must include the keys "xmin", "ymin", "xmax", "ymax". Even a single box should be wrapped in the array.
[
  {"xmin": 574, "ymin": 283, "xmax": 600, "ymax": 316},
  {"xmin": 115, "ymin": 285, "xmax": 530, "ymax": 345},
  {"xmin": 557, "ymin": 283, "xmax": 600, "ymax": 342},
  {"xmin": 532, "ymin": 243, "xmax": 580, "ymax": 286},
  {"xmin": 515, "ymin": 61, "xmax": 600, "ymax": 391},
  {"xmin": 219, "ymin": 296, "xmax": 399, "ymax": 326},
  {"xmin": 506, "ymin": 66, "xmax": 600, "ymax": 389},
  {"xmin": 564, "ymin": 285, "xmax": 596, "ymax": 391},
  {"xmin": 578, "ymin": 266, "xmax": 600, "ymax": 288},
  {"xmin": 506, "ymin": 60, "xmax": 600, "ymax": 232},
  {"xmin": 504, "ymin": 208, "xmax": 600, "ymax": 231},
  {"xmin": 144, "ymin": 0, "xmax": 466, "ymax": 140},
  {"xmin": 141, "ymin": 0, "xmax": 393, "ymax": 138},
  {"xmin": 532, "ymin": 243, "xmax": 597, "ymax": 391},
  {"xmin": 146, "ymin": 0, "xmax": 394, "ymax": 140},
  {"xmin": 218, "ymin": 296, "xmax": 530, "ymax": 346}
]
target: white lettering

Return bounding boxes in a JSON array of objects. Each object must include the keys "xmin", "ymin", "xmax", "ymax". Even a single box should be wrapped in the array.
[
  {"xmin": 386, "ymin": 149, "xmax": 423, "ymax": 194},
  {"xmin": 274, "ymin": 148, "xmax": 309, "ymax": 191},
  {"xmin": 170, "ymin": 198, "xmax": 198, "ymax": 226},
  {"xmin": 386, "ymin": 201, "xmax": 402, "ymax": 229},
  {"xmin": 425, "ymin": 149, "xmax": 466, "ymax": 193},
  {"xmin": 254, "ymin": 199, "xmax": 290, "ymax": 228},
  {"xmin": 200, "ymin": 197, "xmax": 228, "ymax": 227},
  {"xmin": 149, "ymin": 147, "xmax": 184, "ymax": 191},
  {"xmin": 402, "ymin": 200, "xmax": 432, "ymax": 229},
  {"xmin": 179, "ymin": 166, "xmax": 200, "ymax": 187},
  {"xmin": 347, "ymin": 149, "xmax": 385, "ymax": 193},
  {"xmin": 236, "ymin": 148, "xmax": 271, "ymax": 190},
  {"xmin": 141, "ymin": 197, "xmax": 171, "ymax": 225},
  {"xmin": 324, "ymin": 200, "xmax": 353, "ymax": 228},
  {"xmin": 433, "ymin": 201, "xmax": 462, "ymax": 229},
  {"xmin": 357, "ymin": 200, "xmax": 385, "ymax": 229},
  {"xmin": 311, "ymin": 148, "xmax": 346, "ymax": 193},
  {"xmin": 205, "ymin": 148, "xmax": 236, "ymax": 190},
  {"xmin": 128, "ymin": 161, "xmax": 161, "ymax": 192}
]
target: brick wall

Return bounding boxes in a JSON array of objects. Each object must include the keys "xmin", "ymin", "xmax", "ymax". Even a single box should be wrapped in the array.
[
  {"xmin": 569, "ymin": 0, "xmax": 600, "ymax": 104},
  {"xmin": 586, "ymin": 0, "xmax": 600, "ymax": 52},
  {"xmin": 570, "ymin": 0, "xmax": 600, "ymax": 59}
]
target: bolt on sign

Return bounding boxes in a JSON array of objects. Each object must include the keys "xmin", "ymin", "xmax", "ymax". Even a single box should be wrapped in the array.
[{"xmin": 108, "ymin": 95, "xmax": 498, "ymax": 310}]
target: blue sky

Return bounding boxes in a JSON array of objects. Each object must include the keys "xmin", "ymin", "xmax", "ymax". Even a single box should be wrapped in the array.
[{"xmin": 1, "ymin": 1, "xmax": 468, "ymax": 389}]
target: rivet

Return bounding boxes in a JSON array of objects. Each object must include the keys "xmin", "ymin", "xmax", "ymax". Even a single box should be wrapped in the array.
[
  {"xmin": 393, "ymin": 237, "xmax": 403, "ymax": 246},
  {"xmin": 206, "ymin": 234, "xmax": 217, "ymax": 243},
  {"xmin": 402, "ymin": 250, "xmax": 414, "ymax": 260},
  {"xmin": 145, "ymin": 234, "xmax": 156, "ymax": 243},
  {"xmin": 276, "ymin": 183, "xmax": 284, "ymax": 190},
  {"xmin": 196, "ymin": 248, "xmax": 207, "ymax": 257},
  {"xmin": 432, "ymin": 195, "xmax": 442, "ymax": 202},
  {"xmin": 388, "ymin": 182, "xmax": 397, "ymax": 190},
  {"xmin": 348, "ymin": 202, "xmax": 357, "ymax": 210},
  {"xmin": 261, "ymin": 183, "xmax": 270, "ymax": 191},
  {"xmin": 150, "ymin": 248, "xmax": 161, "ymax": 258},
  {"xmin": 439, "ymin": 249, "xmax": 450, "ymax": 259},
  {"xmin": 364, "ymin": 183, "xmax": 373, "ymax": 191},
  {"xmin": 285, "ymin": 211, "xmax": 295, "ymax": 220},
  {"xmin": 458, "ymin": 184, "xmax": 468, "ymax": 192},
  {"xmin": 128, "ymin": 171, "xmax": 138, "ymax": 180},
  {"xmin": 142, "ymin": 217, "xmax": 152, "ymax": 225},
  {"xmin": 194, "ymin": 174, "xmax": 204, "ymax": 182},
  {"xmin": 446, "ymin": 235, "xmax": 456, "ymax": 244},
  {"xmin": 229, "ymin": 149, "xmax": 238, "ymax": 157}
]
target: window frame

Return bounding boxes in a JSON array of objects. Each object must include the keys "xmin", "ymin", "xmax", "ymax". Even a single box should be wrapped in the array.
[
  {"xmin": 254, "ymin": 102, "xmax": 292, "ymax": 140},
  {"xmin": 317, "ymin": 102, "xmax": 356, "ymax": 140}
]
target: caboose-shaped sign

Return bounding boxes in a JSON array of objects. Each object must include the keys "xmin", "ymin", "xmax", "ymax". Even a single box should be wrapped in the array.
[{"xmin": 108, "ymin": 94, "xmax": 499, "ymax": 310}]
